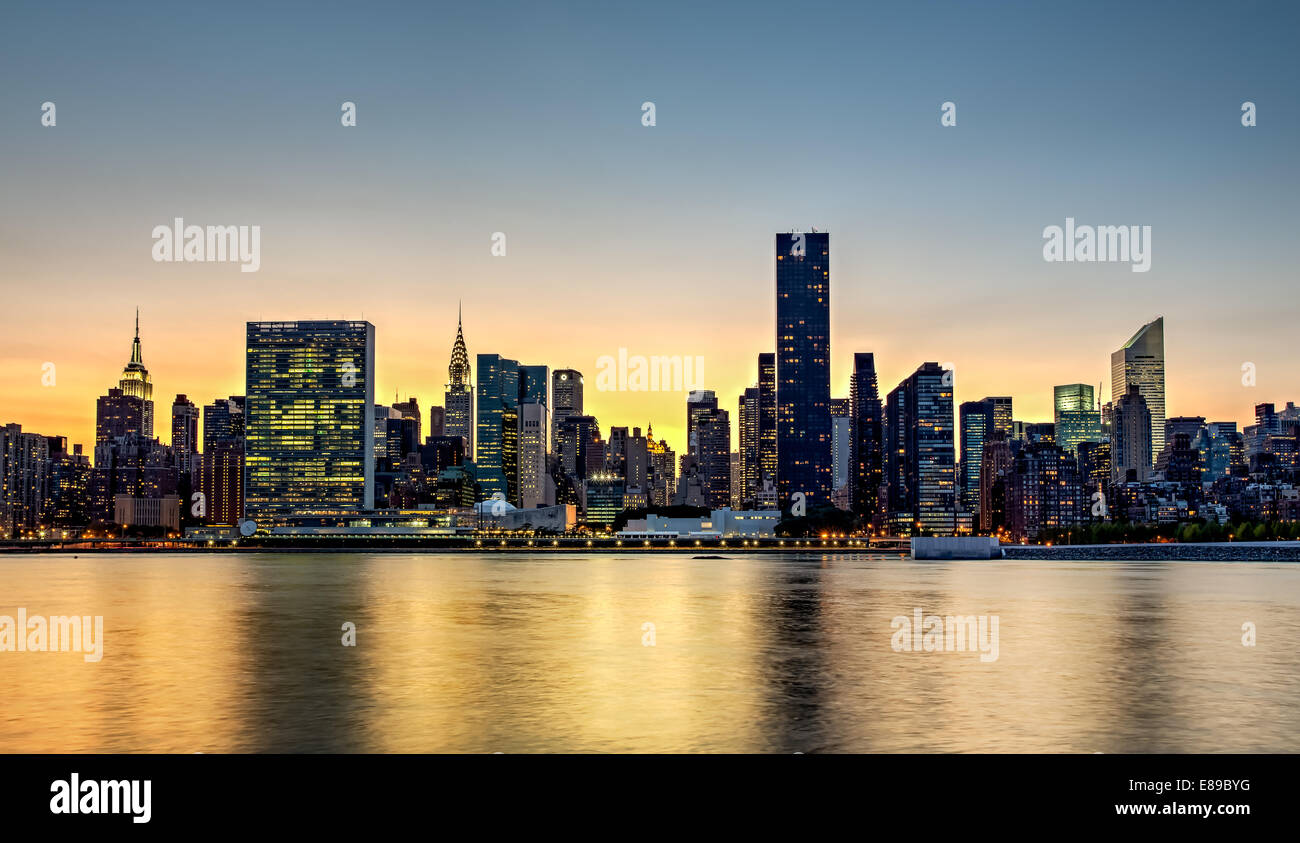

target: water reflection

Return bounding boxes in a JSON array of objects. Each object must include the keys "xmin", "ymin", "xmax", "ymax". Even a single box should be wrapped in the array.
[{"xmin": 1, "ymin": 553, "xmax": 1296, "ymax": 753}]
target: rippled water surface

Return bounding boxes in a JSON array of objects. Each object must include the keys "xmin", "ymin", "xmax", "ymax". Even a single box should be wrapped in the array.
[{"xmin": 1, "ymin": 552, "xmax": 1297, "ymax": 753}]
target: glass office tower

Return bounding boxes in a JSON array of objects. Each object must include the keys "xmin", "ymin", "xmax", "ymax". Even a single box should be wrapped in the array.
[
  {"xmin": 476, "ymin": 353, "xmax": 521, "ymax": 501},
  {"xmin": 1111, "ymin": 317, "xmax": 1165, "ymax": 465},
  {"xmin": 244, "ymin": 320, "xmax": 375, "ymax": 525},
  {"xmin": 1054, "ymin": 383, "xmax": 1101, "ymax": 455},
  {"xmin": 775, "ymin": 232, "xmax": 832, "ymax": 507},
  {"xmin": 959, "ymin": 400, "xmax": 991, "ymax": 513},
  {"xmin": 958, "ymin": 396, "xmax": 1012, "ymax": 515}
]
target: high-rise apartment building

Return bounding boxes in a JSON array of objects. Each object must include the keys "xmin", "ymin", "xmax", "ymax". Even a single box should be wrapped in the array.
[
  {"xmin": 850, "ymin": 353, "xmax": 883, "ymax": 521},
  {"xmin": 757, "ymin": 352, "xmax": 777, "ymax": 493},
  {"xmin": 886, "ymin": 362, "xmax": 956, "ymax": 535},
  {"xmin": 775, "ymin": 231, "xmax": 832, "ymax": 506},
  {"xmin": 171, "ymin": 394, "xmax": 199, "ymax": 477}
]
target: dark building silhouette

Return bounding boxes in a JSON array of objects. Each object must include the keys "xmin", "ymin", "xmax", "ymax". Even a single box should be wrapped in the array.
[
  {"xmin": 850, "ymin": 353, "xmax": 883, "ymax": 523},
  {"xmin": 775, "ymin": 231, "xmax": 832, "ymax": 507}
]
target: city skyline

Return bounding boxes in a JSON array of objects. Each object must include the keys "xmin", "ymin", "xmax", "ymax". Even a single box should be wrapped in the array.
[
  {"xmin": 2, "ymin": 1, "xmax": 1298, "ymax": 455},
  {"xmin": 2, "ymin": 293, "xmax": 1287, "ymax": 461}
]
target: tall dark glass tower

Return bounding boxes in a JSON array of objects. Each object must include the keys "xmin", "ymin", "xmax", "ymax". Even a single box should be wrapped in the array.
[
  {"xmin": 476, "ymin": 353, "xmax": 521, "ymax": 501},
  {"xmin": 850, "ymin": 353, "xmax": 883, "ymax": 521},
  {"xmin": 959, "ymin": 400, "xmax": 992, "ymax": 513},
  {"xmin": 775, "ymin": 231, "xmax": 832, "ymax": 507}
]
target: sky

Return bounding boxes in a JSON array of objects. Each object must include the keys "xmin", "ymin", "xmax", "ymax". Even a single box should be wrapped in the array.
[{"xmin": 1, "ymin": 0, "xmax": 1298, "ymax": 454}]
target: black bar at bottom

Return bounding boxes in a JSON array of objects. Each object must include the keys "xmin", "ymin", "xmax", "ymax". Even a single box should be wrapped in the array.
[{"xmin": 0, "ymin": 754, "xmax": 1282, "ymax": 830}]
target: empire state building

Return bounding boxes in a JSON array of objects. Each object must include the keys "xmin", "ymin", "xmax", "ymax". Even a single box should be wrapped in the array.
[{"xmin": 118, "ymin": 309, "xmax": 155, "ymax": 438}]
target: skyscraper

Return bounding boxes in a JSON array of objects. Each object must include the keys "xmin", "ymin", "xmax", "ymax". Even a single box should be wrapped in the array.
[
  {"xmin": 830, "ymin": 398, "xmax": 851, "ymax": 493},
  {"xmin": 1112, "ymin": 383, "xmax": 1152, "ymax": 483},
  {"xmin": 558, "ymin": 415, "xmax": 601, "ymax": 482},
  {"xmin": 95, "ymin": 388, "xmax": 144, "ymax": 455},
  {"xmin": 1, "ymin": 424, "xmax": 52, "ymax": 535},
  {"xmin": 203, "ymin": 396, "xmax": 245, "ymax": 450},
  {"xmin": 775, "ymin": 231, "xmax": 832, "ymax": 506},
  {"xmin": 244, "ymin": 320, "xmax": 375, "ymax": 524},
  {"xmin": 444, "ymin": 305, "xmax": 474, "ymax": 459},
  {"xmin": 392, "ymin": 396, "xmax": 422, "ymax": 445},
  {"xmin": 117, "ymin": 310, "xmax": 155, "ymax": 438},
  {"xmin": 757, "ymin": 352, "xmax": 777, "ymax": 494},
  {"xmin": 551, "ymin": 369, "xmax": 583, "ymax": 453},
  {"xmin": 685, "ymin": 390, "xmax": 717, "ymax": 457},
  {"xmin": 694, "ymin": 407, "xmax": 732, "ymax": 509},
  {"xmin": 427, "ymin": 406, "xmax": 445, "ymax": 438},
  {"xmin": 850, "ymin": 353, "xmax": 883, "ymax": 521},
  {"xmin": 958, "ymin": 396, "xmax": 1012, "ymax": 515},
  {"xmin": 959, "ymin": 400, "xmax": 992, "ymax": 513},
  {"xmin": 648, "ymin": 428, "xmax": 676, "ymax": 507},
  {"xmin": 1007, "ymin": 443, "xmax": 1086, "ymax": 541},
  {"xmin": 1054, "ymin": 383, "xmax": 1095, "ymax": 419},
  {"xmin": 886, "ymin": 362, "xmax": 956, "ymax": 535},
  {"xmin": 978, "ymin": 433, "xmax": 1014, "ymax": 534},
  {"xmin": 476, "ymin": 353, "xmax": 521, "ymax": 501},
  {"xmin": 738, "ymin": 386, "xmax": 760, "ymax": 505},
  {"xmin": 196, "ymin": 396, "xmax": 245, "ymax": 526},
  {"xmin": 1054, "ymin": 383, "xmax": 1101, "ymax": 455},
  {"xmin": 171, "ymin": 394, "xmax": 199, "ymax": 476},
  {"xmin": 1111, "ymin": 317, "xmax": 1165, "ymax": 465},
  {"xmin": 518, "ymin": 402, "xmax": 552, "ymax": 508},
  {"xmin": 517, "ymin": 364, "xmax": 551, "ymax": 508}
]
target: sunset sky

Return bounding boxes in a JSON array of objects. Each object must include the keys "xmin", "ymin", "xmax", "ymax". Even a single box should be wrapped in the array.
[{"xmin": 2, "ymin": 0, "xmax": 1297, "ymax": 454}]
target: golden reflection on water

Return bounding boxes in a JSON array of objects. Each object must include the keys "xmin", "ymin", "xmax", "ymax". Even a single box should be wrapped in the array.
[{"xmin": 1, "ymin": 553, "xmax": 1297, "ymax": 753}]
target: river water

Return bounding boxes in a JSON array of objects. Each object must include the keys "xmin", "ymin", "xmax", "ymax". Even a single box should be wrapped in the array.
[{"xmin": 1, "ymin": 552, "xmax": 1296, "ymax": 753}]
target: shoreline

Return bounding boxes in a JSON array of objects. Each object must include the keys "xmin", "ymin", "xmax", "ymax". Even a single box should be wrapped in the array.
[{"xmin": 2, "ymin": 539, "xmax": 1300, "ymax": 561}]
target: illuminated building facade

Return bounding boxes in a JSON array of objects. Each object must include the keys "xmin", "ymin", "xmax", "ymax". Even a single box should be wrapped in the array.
[
  {"xmin": 244, "ymin": 320, "xmax": 375, "ymax": 524},
  {"xmin": 444, "ymin": 306, "xmax": 474, "ymax": 459},
  {"xmin": 1111, "ymin": 317, "xmax": 1165, "ymax": 465},
  {"xmin": 117, "ymin": 310, "xmax": 155, "ymax": 438},
  {"xmin": 476, "ymin": 353, "xmax": 521, "ymax": 501},
  {"xmin": 886, "ymin": 362, "xmax": 956, "ymax": 535}
]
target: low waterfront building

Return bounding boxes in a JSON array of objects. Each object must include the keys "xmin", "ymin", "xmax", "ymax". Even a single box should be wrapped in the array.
[{"xmin": 619, "ymin": 508, "xmax": 781, "ymax": 538}]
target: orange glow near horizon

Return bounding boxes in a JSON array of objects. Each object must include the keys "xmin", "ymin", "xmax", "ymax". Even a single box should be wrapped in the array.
[{"xmin": 1, "ymin": 279, "xmax": 1288, "ymax": 457}]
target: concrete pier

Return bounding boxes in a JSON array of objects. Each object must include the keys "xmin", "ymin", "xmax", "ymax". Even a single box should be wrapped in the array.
[{"xmin": 910, "ymin": 536, "xmax": 1003, "ymax": 560}]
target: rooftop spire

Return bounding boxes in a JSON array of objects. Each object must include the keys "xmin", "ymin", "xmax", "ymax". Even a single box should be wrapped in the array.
[
  {"xmin": 129, "ymin": 308, "xmax": 143, "ymax": 366},
  {"xmin": 448, "ymin": 303, "xmax": 471, "ymax": 390}
]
